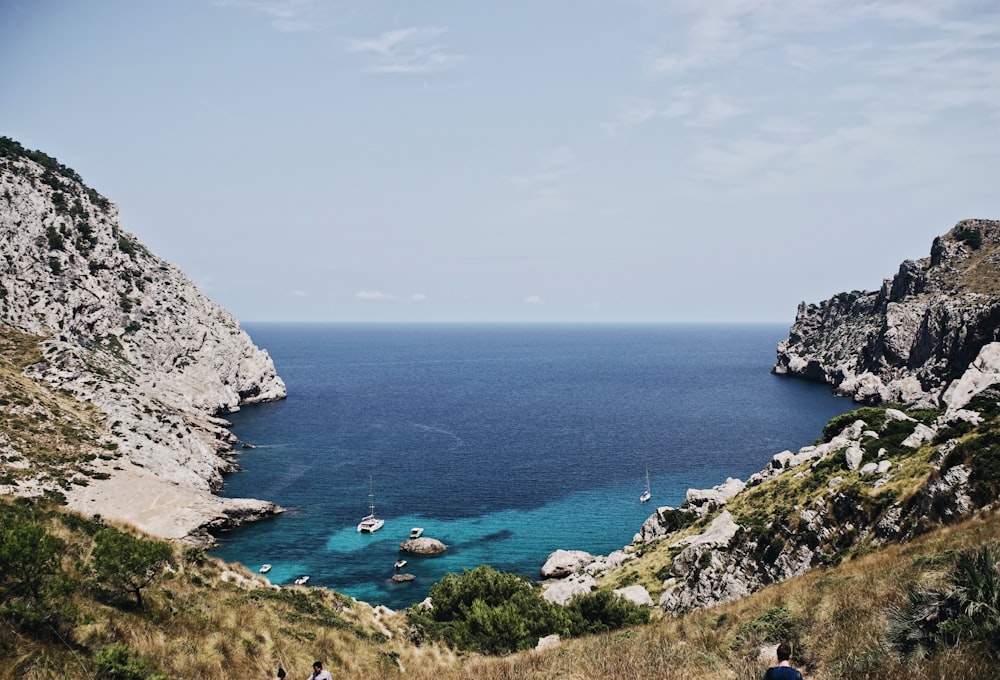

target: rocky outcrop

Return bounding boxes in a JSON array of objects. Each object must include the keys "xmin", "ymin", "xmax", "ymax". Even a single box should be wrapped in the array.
[
  {"xmin": 399, "ymin": 537, "xmax": 447, "ymax": 555},
  {"xmin": 540, "ymin": 549, "xmax": 596, "ymax": 578},
  {"xmin": 774, "ymin": 219, "xmax": 1000, "ymax": 409},
  {"xmin": 0, "ymin": 137, "xmax": 286, "ymax": 543}
]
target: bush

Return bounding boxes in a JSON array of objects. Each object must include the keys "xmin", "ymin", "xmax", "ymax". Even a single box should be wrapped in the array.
[
  {"xmin": 409, "ymin": 565, "xmax": 569, "ymax": 654},
  {"xmin": 94, "ymin": 644, "xmax": 166, "ymax": 680},
  {"xmin": 822, "ymin": 407, "xmax": 886, "ymax": 442},
  {"xmin": 889, "ymin": 541, "xmax": 1000, "ymax": 661},
  {"xmin": 955, "ymin": 225, "xmax": 983, "ymax": 250},
  {"xmin": 565, "ymin": 589, "xmax": 651, "ymax": 635}
]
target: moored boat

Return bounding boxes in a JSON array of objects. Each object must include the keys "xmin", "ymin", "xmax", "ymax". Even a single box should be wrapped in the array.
[{"xmin": 357, "ymin": 476, "xmax": 384, "ymax": 533}]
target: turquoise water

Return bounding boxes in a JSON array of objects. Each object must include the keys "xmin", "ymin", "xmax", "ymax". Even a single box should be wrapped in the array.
[{"xmin": 212, "ymin": 324, "xmax": 852, "ymax": 609}]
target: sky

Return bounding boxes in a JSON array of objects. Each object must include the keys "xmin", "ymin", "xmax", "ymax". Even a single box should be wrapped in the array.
[{"xmin": 1, "ymin": 1, "xmax": 998, "ymax": 324}]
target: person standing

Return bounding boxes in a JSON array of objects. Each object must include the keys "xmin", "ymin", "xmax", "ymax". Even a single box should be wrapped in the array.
[
  {"xmin": 307, "ymin": 660, "xmax": 333, "ymax": 680},
  {"xmin": 763, "ymin": 642, "xmax": 803, "ymax": 680}
]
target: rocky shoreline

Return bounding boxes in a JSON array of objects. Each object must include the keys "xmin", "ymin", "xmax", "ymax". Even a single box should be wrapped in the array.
[
  {"xmin": 1, "ymin": 138, "xmax": 286, "ymax": 546},
  {"xmin": 539, "ymin": 220, "xmax": 1000, "ymax": 613}
]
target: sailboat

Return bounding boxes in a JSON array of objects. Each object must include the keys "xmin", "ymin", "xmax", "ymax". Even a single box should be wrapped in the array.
[
  {"xmin": 639, "ymin": 468, "xmax": 651, "ymax": 503},
  {"xmin": 357, "ymin": 476, "xmax": 385, "ymax": 533}
]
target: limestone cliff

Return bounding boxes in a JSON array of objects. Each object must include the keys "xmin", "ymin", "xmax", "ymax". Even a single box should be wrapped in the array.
[
  {"xmin": 0, "ymin": 137, "xmax": 286, "ymax": 542},
  {"xmin": 773, "ymin": 219, "xmax": 1000, "ymax": 409},
  {"xmin": 545, "ymin": 219, "xmax": 1000, "ymax": 616}
]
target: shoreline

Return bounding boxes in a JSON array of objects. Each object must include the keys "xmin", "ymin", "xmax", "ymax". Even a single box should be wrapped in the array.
[{"xmin": 63, "ymin": 458, "xmax": 282, "ymax": 546}]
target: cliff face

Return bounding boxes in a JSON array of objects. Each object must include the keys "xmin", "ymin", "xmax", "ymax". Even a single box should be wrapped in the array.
[
  {"xmin": 773, "ymin": 219, "xmax": 1000, "ymax": 409},
  {"xmin": 0, "ymin": 138, "xmax": 286, "ymax": 541}
]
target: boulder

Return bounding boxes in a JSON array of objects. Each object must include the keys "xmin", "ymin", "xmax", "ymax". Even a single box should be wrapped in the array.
[
  {"xmin": 399, "ymin": 537, "xmax": 447, "ymax": 555},
  {"xmin": 540, "ymin": 549, "xmax": 595, "ymax": 578},
  {"xmin": 541, "ymin": 574, "xmax": 595, "ymax": 605},
  {"xmin": 613, "ymin": 584, "xmax": 654, "ymax": 607}
]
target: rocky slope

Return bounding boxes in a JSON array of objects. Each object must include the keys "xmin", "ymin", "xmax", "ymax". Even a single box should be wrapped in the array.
[
  {"xmin": 0, "ymin": 137, "xmax": 286, "ymax": 542},
  {"xmin": 542, "ymin": 219, "xmax": 1000, "ymax": 616},
  {"xmin": 773, "ymin": 219, "xmax": 1000, "ymax": 409}
]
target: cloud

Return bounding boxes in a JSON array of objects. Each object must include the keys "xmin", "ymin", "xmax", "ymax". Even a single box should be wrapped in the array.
[
  {"xmin": 605, "ymin": 88, "xmax": 744, "ymax": 135},
  {"xmin": 510, "ymin": 146, "xmax": 587, "ymax": 189},
  {"xmin": 523, "ymin": 295, "xmax": 544, "ymax": 305},
  {"xmin": 213, "ymin": 0, "xmax": 320, "ymax": 32},
  {"xmin": 290, "ymin": 290, "xmax": 307, "ymax": 297},
  {"xmin": 410, "ymin": 293, "xmax": 428, "ymax": 301},
  {"xmin": 356, "ymin": 290, "xmax": 396, "ymax": 301},
  {"xmin": 348, "ymin": 27, "xmax": 464, "ymax": 74}
]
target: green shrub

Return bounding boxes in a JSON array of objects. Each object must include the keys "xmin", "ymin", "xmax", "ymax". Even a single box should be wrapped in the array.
[
  {"xmin": 565, "ymin": 589, "xmax": 650, "ymax": 635},
  {"xmin": 822, "ymin": 407, "xmax": 886, "ymax": 442},
  {"xmin": 889, "ymin": 541, "xmax": 1000, "ymax": 661},
  {"xmin": 955, "ymin": 225, "xmax": 983, "ymax": 250},
  {"xmin": 94, "ymin": 644, "xmax": 166, "ymax": 680},
  {"xmin": 409, "ymin": 565, "xmax": 569, "ymax": 654}
]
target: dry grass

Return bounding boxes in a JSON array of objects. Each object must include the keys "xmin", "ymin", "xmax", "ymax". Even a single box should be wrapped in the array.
[
  {"xmin": 6, "ymin": 505, "xmax": 995, "ymax": 679},
  {"xmin": 0, "ymin": 324, "xmax": 111, "ymax": 495}
]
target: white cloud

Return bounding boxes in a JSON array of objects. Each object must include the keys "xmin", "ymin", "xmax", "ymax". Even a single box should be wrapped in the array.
[
  {"xmin": 523, "ymin": 295, "xmax": 544, "ymax": 305},
  {"xmin": 605, "ymin": 88, "xmax": 744, "ymax": 136},
  {"xmin": 290, "ymin": 289, "xmax": 307, "ymax": 297},
  {"xmin": 213, "ymin": 0, "xmax": 320, "ymax": 32},
  {"xmin": 348, "ymin": 27, "xmax": 464, "ymax": 74},
  {"xmin": 410, "ymin": 293, "xmax": 428, "ymax": 301},
  {"xmin": 356, "ymin": 290, "xmax": 396, "ymax": 300}
]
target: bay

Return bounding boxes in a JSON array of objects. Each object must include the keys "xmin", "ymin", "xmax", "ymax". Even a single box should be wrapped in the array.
[{"xmin": 212, "ymin": 323, "xmax": 852, "ymax": 610}]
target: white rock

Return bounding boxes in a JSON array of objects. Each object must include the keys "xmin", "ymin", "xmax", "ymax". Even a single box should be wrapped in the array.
[
  {"xmin": 541, "ymin": 575, "xmax": 595, "ymax": 605},
  {"xmin": 943, "ymin": 342, "xmax": 1000, "ymax": 411},
  {"xmin": 540, "ymin": 549, "xmax": 595, "ymax": 578},
  {"xmin": 613, "ymin": 584, "xmax": 654, "ymax": 607}
]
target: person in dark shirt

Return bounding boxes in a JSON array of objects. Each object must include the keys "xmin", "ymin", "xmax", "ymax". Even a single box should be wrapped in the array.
[{"xmin": 763, "ymin": 642, "xmax": 803, "ymax": 680}]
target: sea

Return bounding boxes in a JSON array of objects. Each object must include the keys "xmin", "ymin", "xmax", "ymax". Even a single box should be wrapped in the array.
[{"xmin": 211, "ymin": 323, "xmax": 853, "ymax": 610}]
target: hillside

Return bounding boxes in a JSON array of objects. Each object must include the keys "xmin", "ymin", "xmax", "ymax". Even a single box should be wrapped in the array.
[
  {"xmin": 774, "ymin": 219, "xmax": 1000, "ymax": 408},
  {"xmin": 0, "ymin": 137, "xmax": 287, "ymax": 543}
]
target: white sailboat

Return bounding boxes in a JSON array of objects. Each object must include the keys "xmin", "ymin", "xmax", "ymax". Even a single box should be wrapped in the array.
[
  {"xmin": 639, "ymin": 468, "xmax": 651, "ymax": 503},
  {"xmin": 357, "ymin": 476, "xmax": 385, "ymax": 533}
]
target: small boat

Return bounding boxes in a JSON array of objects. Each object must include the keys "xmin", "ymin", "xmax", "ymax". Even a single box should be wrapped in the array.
[
  {"xmin": 259, "ymin": 564, "xmax": 272, "ymax": 574},
  {"xmin": 394, "ymin": 559, "xmax": 408, "ymax": 569},
  {"xmin": 639, "ymin": 468, "xmax": 651, "ymax": 503},
  {"xmin": 409, "ymin": 527, "xmax": 424, "ymax": 539},
  {"xmin": 357, "ymin": 476, "xmax": 384, "ymax": 533},
  {"xmin": 293, "ymin": 575, "xmax": 310, "ymax": 586}
]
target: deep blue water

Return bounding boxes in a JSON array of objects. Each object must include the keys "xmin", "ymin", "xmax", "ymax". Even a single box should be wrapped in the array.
[{"xmin": 211, "ymin": 323, "xmax": 852, "ymax": 610}]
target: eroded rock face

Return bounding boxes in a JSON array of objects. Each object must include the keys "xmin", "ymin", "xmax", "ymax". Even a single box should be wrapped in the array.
[
  {"xmin": 774, "ymin": 220, "xmax": 1000, "ymax": 409},
  {"xmin": 0, "ymin": 139, "xmax": 286, "ymax": 541}
]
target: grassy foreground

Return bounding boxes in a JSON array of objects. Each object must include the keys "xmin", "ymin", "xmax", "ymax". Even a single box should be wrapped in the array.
[{"xmin": 1, "ymin": 495, "xmax": 996, "ymax": 679}]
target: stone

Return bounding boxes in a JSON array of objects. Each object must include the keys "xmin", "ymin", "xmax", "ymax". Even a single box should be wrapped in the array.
[
  {"xmin": 540, "ymin": 549, "xmax": 595, "ymax": 578},
  {"xmin": 541, "ymin": 574, "xmax": 595, "ymax": 605},
  {"xmin": 613, "ymin": 584, "xmax": 653, "ymax": 607},
  {"xmin": 536, "ymin": 634, "xmax": 561, "ymax": 650},
  {"xmin": 398, "ymin": 537, "xmax": 447, "ymax": 555}
]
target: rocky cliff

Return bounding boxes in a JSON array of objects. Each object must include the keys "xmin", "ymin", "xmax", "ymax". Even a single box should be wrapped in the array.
[
  {"xmin": 773, "ymin": 219, "xmax": 1000, "ymax": 409},
  {"xmin": 543, "ymin": 219, "xmax": 1000, "ymax": 616},
  {"xmin": 0, "ymin": 137, "xmax": 286, "ymax": 542}
]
